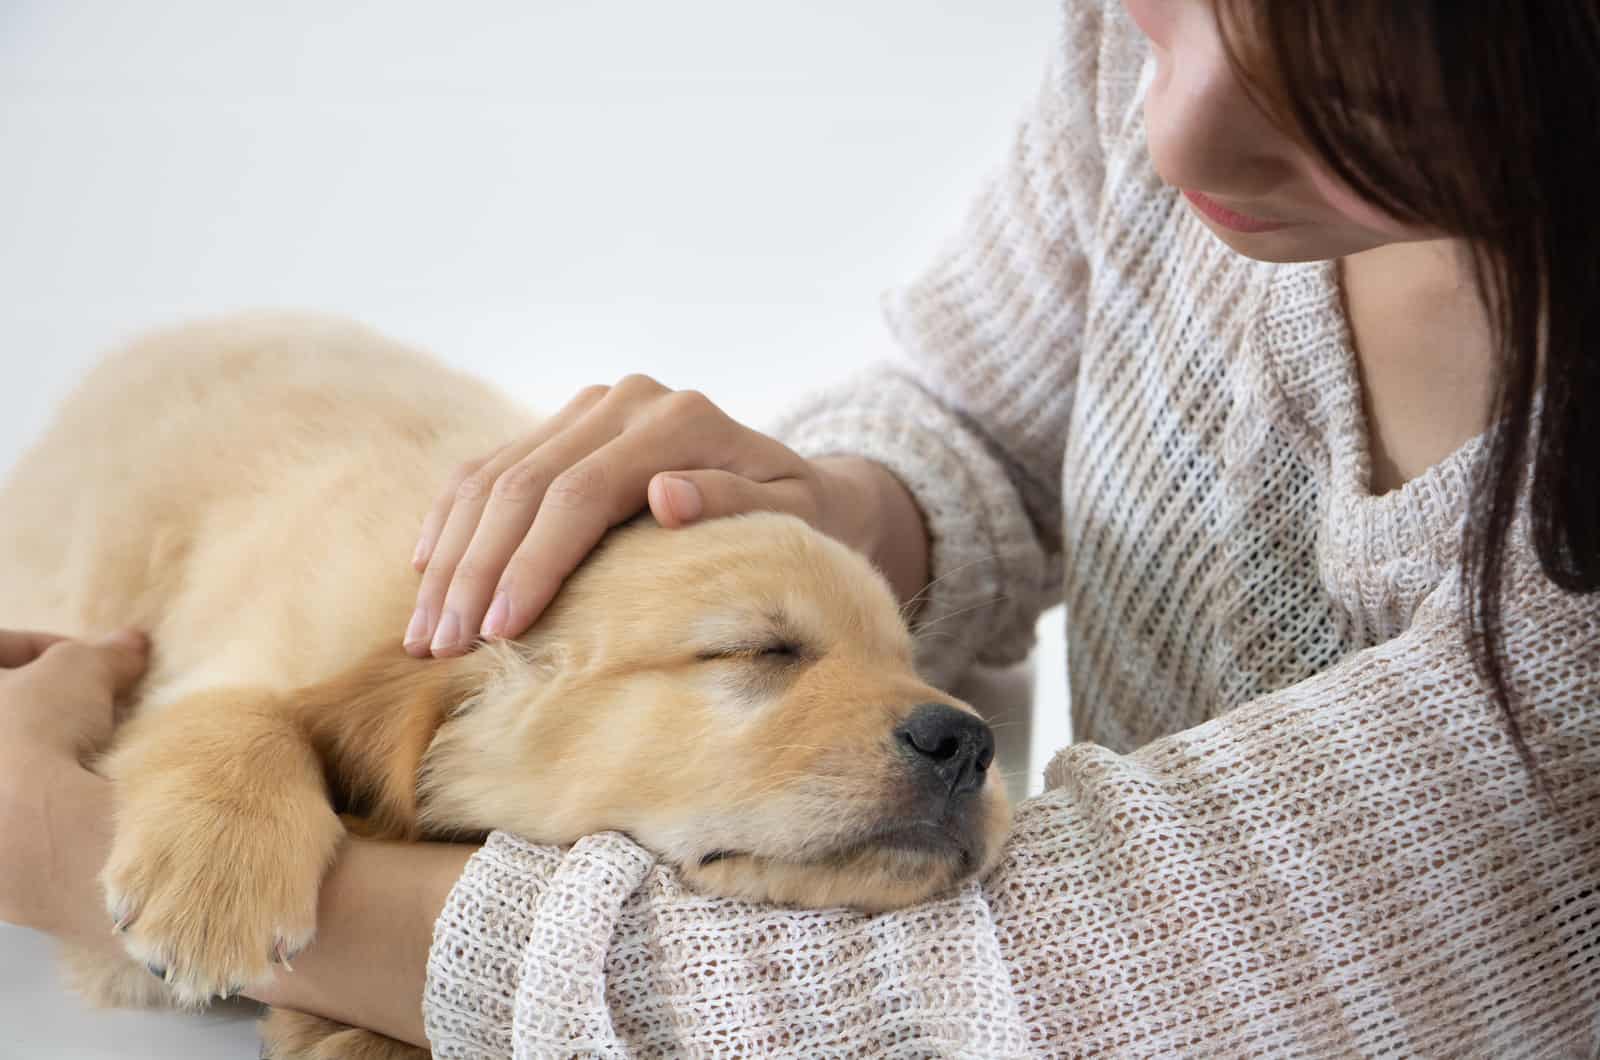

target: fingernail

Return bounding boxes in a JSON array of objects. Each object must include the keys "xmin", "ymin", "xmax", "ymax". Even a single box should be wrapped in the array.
[
  {"xmin": 403, "ymin": 607, "xmax": 429, "ymax": 648},
  {"xmin": 430, "ymin": 610, "xmax": 462, "ymax": 655},
  {"xmin": 411, "ymin": 536, "xmax": 429, "ymax": 569},
  {"xmin": 481, "ymin": 591, "xmax": 510, "ymax": 639},
  {"xmin": 661, "ymin": 476, "xmax": 703, "ymax": 522}
]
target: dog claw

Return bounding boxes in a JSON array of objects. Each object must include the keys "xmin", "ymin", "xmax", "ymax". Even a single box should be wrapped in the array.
[
  {"xmin": 272, "ymin": 939, "xmax": 296, "ymax": 972},
  {"xmin": 146, "ymin": 961, "xmax": 168, "ymax": 980}
]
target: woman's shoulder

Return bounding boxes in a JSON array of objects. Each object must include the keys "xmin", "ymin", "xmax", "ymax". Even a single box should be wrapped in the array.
[{"xmin": 1041, "ymin": 0, "xmax": 1155, "ymax": 160}]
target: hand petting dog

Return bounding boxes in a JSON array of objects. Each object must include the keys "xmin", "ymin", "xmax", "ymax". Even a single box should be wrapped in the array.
[
  {"xmin": 405, "ymin": 376, "xmax": 930, "ymax": 657},
  {"xmin": 0, "ymin": 629, "xmax": 147, "ymax": 942}
]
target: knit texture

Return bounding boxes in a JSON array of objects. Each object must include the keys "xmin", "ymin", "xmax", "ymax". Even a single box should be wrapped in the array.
[{"xmin": 423, "ymin": 2, "xmax": 1600, "ymax": 1055}]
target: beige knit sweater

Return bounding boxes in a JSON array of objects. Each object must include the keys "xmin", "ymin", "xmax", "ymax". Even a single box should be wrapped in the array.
[{"xmin": 421, "ymin": 2, "xmax": 1600, "ymax": 1055}]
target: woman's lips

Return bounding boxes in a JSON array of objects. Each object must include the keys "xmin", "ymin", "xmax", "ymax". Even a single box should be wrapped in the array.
[{"xmin": 1182, "ymin": 189, "xmax": 1293, "ymax": 233}]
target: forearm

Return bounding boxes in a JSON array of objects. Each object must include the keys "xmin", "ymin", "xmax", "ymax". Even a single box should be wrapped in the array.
[
  {"xmin": 250, "ymin": 838, "xmax": 477, "ymax": 1049},
  {"xmin": 813, "ymin": 455, "xmax": 930, "ymax": 606},
  {"xmin": 4, "ymin": 767, "xmax": 117, "ymax": 945},
  {"xmin": 12, "ymin": 765, "xmax": 474, "ymax": 1048},
  {"xmin": 776, "ymin": 372, "xmax": 1061, "ymax": 688}
]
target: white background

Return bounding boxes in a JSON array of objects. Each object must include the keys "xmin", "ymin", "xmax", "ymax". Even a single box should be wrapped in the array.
[{"xmin": 0, "ymin": 2, "xmax": 1070, "ymax": 1054}]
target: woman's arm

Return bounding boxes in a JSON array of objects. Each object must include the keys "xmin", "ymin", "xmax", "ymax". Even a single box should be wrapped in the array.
[
  {"xmin": 249, "ymin": 840, "xmax": 476, "ymax": 1048},
  {"xmin": 415, "ymin": 557, "xmax": 1600, "ymax": 1057},
  {"xmin": 0, "ymin": 626, "xmax": 464, "ymax": 1051},
  {"xmin": 6, "ymin": 755, "xmax": 471, "ymax": 1049},
  {"xmin": 254, "ymin": 0, "xmax": 1118, "ymax": 1040},
  {"xmin": 0, "ymin": 630, "xmax": 145, "ymax": 944}
]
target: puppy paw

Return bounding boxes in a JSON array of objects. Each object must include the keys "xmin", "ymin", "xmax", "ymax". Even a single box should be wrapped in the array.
[{"xmin": 101, "ymin": 792, "xmax": 343, "ymax": 1007}]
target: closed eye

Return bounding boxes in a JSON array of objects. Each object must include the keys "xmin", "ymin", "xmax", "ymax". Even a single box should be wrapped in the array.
[{"xmin": 696, "ymin": 639, "xmax": 810, "ymax": 663}]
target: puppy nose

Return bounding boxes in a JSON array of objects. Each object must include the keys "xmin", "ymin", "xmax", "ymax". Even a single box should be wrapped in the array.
[{"xmin": 895, "ymin": 703, "xmax": 995, "ymax": 799}]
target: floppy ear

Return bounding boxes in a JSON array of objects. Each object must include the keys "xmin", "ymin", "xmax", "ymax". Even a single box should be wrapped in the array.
[{"xmin": 289, "ymin": 649, "xmax": 482, "ymax": 841}]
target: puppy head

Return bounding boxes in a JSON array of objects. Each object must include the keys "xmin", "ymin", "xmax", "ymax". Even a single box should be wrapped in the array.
[{"xmin": 420, "ymin": 512, "xmax": 1012, "ymax": 912}]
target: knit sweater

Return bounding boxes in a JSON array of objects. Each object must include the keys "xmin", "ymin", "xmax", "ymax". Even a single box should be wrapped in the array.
[{"xmin": 420, "ymin": 2, "xmax": 1600, "ymax": 1055}]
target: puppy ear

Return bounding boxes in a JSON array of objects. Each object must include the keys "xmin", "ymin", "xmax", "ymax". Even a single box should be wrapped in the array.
[{"xmin": 290, "ymin": 649, "xmax": 481, "ymax": 841}]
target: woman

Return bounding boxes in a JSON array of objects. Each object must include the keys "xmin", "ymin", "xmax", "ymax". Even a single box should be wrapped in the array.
[{"xmin": 4, "ymin": 0, "xmax": 1596, "ymax": 1054}]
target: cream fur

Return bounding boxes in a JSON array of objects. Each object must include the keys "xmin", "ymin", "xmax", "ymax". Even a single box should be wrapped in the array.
[{"xmin": 0, "ymin": 313, "xmax": 1011, "ymax": 1059}]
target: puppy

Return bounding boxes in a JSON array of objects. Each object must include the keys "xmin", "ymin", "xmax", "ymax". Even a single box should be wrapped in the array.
[{"xmin": 0, "ymin": 313, "xmax": 1011, "ymax": 1059}]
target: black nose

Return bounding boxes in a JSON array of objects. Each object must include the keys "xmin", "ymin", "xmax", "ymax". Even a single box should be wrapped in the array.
[{"xmin": 895, "ymin": 703, "xmax": 995, "ymax": 799}]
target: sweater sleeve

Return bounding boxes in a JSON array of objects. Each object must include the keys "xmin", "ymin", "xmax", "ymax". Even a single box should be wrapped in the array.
[
  {"xmin": 422, "ymin": 551, "xmax": 1600, "ymax": 1057},
  {"xmin": 773, "ymin": 0, "xmax": 1143, "ymax": 687}
]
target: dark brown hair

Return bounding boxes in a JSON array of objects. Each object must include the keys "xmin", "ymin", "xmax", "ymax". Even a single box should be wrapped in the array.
[{"xmin": 1218, "ymin": 2, "xmax": 1599, "ymax": 787}]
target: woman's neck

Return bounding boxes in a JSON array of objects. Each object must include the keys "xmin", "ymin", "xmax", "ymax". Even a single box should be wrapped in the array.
[{"xmin": 1339, "ymin": 238, "xmax": 1497, "ymax": 494}]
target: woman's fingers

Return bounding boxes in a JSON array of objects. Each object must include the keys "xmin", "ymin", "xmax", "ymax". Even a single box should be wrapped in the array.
[
  {"xmin": 412, "ymin": 454, "xmax": 497, "ymax": 572},
  {"xmin": 5, "ymin": 631, "xmax": 149, "ymax": 756},
  {"xmin": 405, "ymin": 376, "xmax": 824, "ymax": 654},
  {"xmin": 406, "ymin": 385, "xmax": 629, "ymax": 655},
  {"xmin": 412, "ymin": 382, "xmax": 615, "ymax": 573},
  {"xmin": 480, "ymin": 454, "xmax": 646, "ymax": 644},
  {"xmin": 0, "ymin": 630, "xmax": 67, "ymax": 669},
  {"xmin": 426, "ymin": 421, "xmax": 639, "ymax": 655},
  {"xmin": 483, "ymin": 429, "xmax": 813, "ymax": 644},
  {"xmin": 408, "ymin": 454, "xmax": 520, "ymax": 654},
  {"xmin": 647, "ymin": 468, "xmax": 819, "ymax": 530},
  {"xmin": 453, "ymin": 399, "xmax": 714, "ymax": 647},
  {"xmin": 33, "ymin": 631, "xmax": 149, "ymax": 701}
]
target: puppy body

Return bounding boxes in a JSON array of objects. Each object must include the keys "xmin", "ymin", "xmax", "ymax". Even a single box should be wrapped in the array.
[
  {"xmin": 0, "ymin": 312, "xmax": 520, "ymax": 695},
  {"xmin": 0, "ymin": 314, "xmax": 1010, "ymax": 1059}
]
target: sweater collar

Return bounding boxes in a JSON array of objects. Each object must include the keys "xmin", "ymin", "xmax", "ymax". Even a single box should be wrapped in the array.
[{"xmin": 1255, "ymin": 258, "xmax": 1487, "ymax": 636}]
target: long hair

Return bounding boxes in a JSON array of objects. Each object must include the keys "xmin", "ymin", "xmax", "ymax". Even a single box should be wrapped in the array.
[{"xmin": 1218, "ymin": 3, "xmax": 1600, "ymax": 787}]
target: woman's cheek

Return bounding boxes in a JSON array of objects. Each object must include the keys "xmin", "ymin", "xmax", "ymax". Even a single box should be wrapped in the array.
[{"xmin": 1303, "ymin": 161, "xmax": 1420, "ymax": 239}]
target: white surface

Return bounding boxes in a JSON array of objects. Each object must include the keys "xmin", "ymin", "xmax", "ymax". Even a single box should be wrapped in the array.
[
  {"xmin": 0, "ymin": 2, "xmax": 1068, "ymax": 1054},
  {"xmin": 0, "ymin": 927, "xmax": 260, "ymax": 1060}
]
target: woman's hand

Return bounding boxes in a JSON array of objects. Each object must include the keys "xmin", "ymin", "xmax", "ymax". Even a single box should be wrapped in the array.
[
  {"xmin": 405, "ymin": 375, "xmax": 929, "ymax": 657},
  {"xmin": 0, "ymin": 629, "xmax": 148, "ymax": 941}
]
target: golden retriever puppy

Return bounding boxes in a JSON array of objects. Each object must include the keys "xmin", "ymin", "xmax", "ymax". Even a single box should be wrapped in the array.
[{"xmin": 0, "ymin": 313, "xmax": 1011, "ymax": 1059}]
